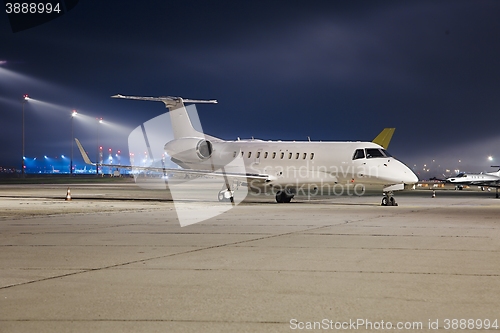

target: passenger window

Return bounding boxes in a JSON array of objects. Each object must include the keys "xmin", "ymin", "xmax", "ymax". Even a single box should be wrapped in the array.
[
  {"xmin": 280, "ymin": 152, "xmax": 284, "ymax": 159},
  {"xmin": 233, "ymin": 151, "xmax": 237, "ymax": 158},
  {"xmin": 296, "ymin": 153, "xmax": 300, "ymax": 159},
  {"xmin": 241, "ymin": 151, "xmax": 244, "ymax": 157},
  {"xmin": 272, "ymin": 152, "xmax": 276, "ymax": 159},
  {"xmin": 256, "ymin": 151, "xmax": 261, "ymax": 158},
  {"xmin": 288, "ymin": 152, "xmax": 292, "ymax": 159},
  {"xmin": 248, "ymin": 152, "xmax": 252, "ymax": 158},
  {"xmin": 310, "ymin": 153, "xmax": 314, "ymax": 160},
  {"xmin": 303, "ymin": 153, "xmax": 307, "ymax": 159},
  {"xmin": 352, "ymin": 149, "xmax": 365, "ymax": 160},
  {"xmin": 264, "ymin": 152, "xmax": 268, "ymax": 159}
]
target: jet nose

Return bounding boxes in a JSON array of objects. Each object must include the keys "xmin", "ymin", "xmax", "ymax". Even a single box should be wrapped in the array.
[
  {"xmin": 404, "ymin": 171, "xmax": 419, "ymax": 184},
  {"xmin": 396, "ymin": 161, "xmax": 418, "ymax": 184}
]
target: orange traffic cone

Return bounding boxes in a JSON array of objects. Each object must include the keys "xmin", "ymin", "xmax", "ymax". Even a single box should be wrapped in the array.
[{"xmin": 65, "ymin": 187, "xmax": 72, "ymax": 201}]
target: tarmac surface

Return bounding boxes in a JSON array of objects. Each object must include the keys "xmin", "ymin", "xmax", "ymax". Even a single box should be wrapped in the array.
[{"xmin": 1, "ymin": 181, "xmax": 499, "ymax": 332}]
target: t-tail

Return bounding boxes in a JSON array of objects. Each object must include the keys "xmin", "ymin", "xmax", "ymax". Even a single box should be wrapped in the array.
[
  {"xmin": 491, "ymin": 165, "xmax": 500, "ymax": 177},
  {"xmin": 111, "ymin": 94, "xmax": 217, "ymax": 139}
]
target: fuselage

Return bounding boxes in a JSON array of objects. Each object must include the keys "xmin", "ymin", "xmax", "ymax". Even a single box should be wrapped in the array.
[
  {"xmin": 447, "ymin": 171, "xmax": 500, "ymax": 185},
  {"xmin": 168, "ymin": 138, "xmax": 418, "ymax": 190}
]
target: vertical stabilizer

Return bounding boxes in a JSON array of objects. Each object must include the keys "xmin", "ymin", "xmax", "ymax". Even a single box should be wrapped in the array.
[
  {"xmin": 491, "ymin": 166, "xmax": 500, "ymax": 176},
  {"xmin": 372, "ymin": 128, "xmax": 395, "ymax": 149},
  {"xmin": 165, "ymin": 98, "xmax": 204, "ymax": 139}
]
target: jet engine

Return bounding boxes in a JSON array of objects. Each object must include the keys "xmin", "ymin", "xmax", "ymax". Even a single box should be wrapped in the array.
[{"xmin": 164, "ymin": 137, "xmax": 213, "ymax": 163}]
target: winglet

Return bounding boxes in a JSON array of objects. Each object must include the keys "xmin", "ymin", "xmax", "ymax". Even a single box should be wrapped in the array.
[
  {"xmin": 75, "ymin": 138, "xmax": 95, "ymax": 165},
  {"xmin": 372, "ymin": 128, "xmax": 395, "ymax": 149}
]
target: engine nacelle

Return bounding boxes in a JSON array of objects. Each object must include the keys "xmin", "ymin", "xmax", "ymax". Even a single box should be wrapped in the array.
[{"xmin": 164, "ymin": 137, "xmax": 213, "ymax": 163}]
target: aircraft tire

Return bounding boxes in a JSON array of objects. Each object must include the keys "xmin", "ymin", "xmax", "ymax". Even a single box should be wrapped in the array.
[
  {"xmin": 218, "ymin": 190, "xmax": 233, "ymax": 202},
  {"xmin": 275, "ymin": 191, "xmax": 284, "ymax": 203}
]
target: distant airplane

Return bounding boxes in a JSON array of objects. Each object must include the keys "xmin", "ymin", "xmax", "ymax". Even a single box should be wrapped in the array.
[
  {"xmin": 76, "ymin": 95, "xmax": 418, "ymax": 206},
  {"xmin": 446, "ymin": 167, "xmax": 500, "ymax": 193}
]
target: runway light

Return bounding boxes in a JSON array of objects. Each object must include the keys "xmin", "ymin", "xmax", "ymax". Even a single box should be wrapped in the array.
[{"xmin": 488, "ymin": 156, "xmax": 493, "ymax": 161}]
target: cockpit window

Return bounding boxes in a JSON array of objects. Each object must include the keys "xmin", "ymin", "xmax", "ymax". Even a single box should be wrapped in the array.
[
  {"xmin": 381, "ymin": 149, "xmax": 392, "ymax": 157},
  {"xmin": 352, "ymin": 149, "xmax": 365, "ymax": 160},
  {"xmin": 456, "ymin": 173, "xmax": 466, "ymax": 178},
  {"xmin": 365, "ymin": 148, "xmax": 385, "ymax": 158}
]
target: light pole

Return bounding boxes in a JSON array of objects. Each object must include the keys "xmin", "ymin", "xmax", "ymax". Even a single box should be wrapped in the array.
[
  {"xmin": 108, "ymin": 148, "xmax": 112, "ymax": 175},
  {"xmin": 96, "ymin": 117, "xmax": 102, "ymax": 175},
  {"xmin": 70, "ymin": 110, "xmax": 77, "ymax": 174},
  {"xmin": 21, "ymin": 94, "xmax": 29, "ymax": 177}
]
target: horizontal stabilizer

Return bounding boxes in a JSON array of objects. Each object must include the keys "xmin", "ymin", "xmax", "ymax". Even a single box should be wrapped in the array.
[
  {"xmin": 112, "ymin": 94, "xmax": 218, "ymax": 139},
  {"xmin": 111, "ymin": 94, "xmax": 217, "ymax": 108}
]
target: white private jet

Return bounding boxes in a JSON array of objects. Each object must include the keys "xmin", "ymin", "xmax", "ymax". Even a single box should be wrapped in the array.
[
  {"xmin": 75, "ymin": 95, "xmax": 418, "ymax": 206},
  {"xmin": 446, "ymin": 168, "xmax": 500, "ymax": 193}
]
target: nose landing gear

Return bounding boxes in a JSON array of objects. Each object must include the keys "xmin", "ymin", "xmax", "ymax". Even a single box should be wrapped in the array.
[{"xmin": 381, "ymin": 191, "xmax": 398, "ymax": 206}]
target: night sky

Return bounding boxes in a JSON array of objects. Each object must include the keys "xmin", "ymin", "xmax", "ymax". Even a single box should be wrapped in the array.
[{"xmin": 1, "ymin": 1, "xmax": 500, "ymax": 178}]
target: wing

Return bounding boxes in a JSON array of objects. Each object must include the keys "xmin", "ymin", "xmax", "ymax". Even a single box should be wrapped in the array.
[
  {"xmin": 75, "ymin": 138, "xmax": 270, "ymax": 184},
  {"xmin": 468, "ymin": 181, "xmax": 500, "ymax": 188}
]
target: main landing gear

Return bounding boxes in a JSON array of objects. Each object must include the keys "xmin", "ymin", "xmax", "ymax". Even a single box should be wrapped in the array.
[
  {"xmin": 381, "ymin": 191, "xmax": 398, "ymax": 206},
  {"xmin": 275, "ymin": 190, "xmax": 294, "ymax": 203},
  {"xmin": 218, "ymin": 189, "xmax": 234, "ymax": 203}
]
